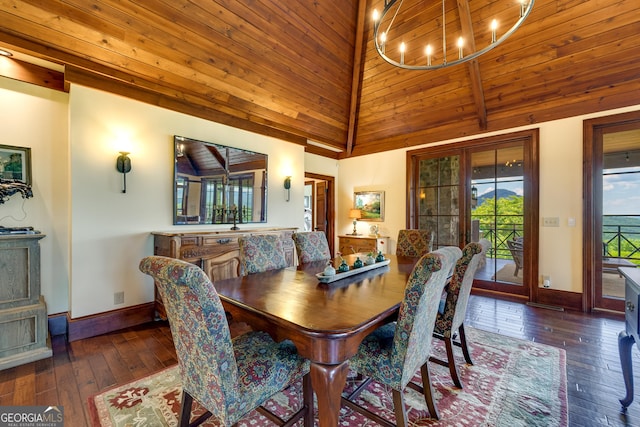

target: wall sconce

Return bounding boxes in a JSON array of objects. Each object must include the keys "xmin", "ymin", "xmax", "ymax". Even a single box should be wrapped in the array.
[
  {"xmin": 116, "ymin": 151, "xmax": 131, "ymax": 193},
  {"xmin": 284, "ymin": 176, "xmax": 292, "ymax": 201},
  {"xmin": 349, "ymin": 209, "xmax": 362, "ymax": 235}
]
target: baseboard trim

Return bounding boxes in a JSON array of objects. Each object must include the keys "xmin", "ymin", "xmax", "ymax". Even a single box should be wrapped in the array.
[
  {"xmin": 536, "ymin": 287, "xmax": 583, "ymax": 311},
  {"xmin": 471, "ymin": 287, "xmax": 583, "ymax": 311},
  {"xmin": 48, "ymin": 313, "xmax": 68, "ymax": 336},
  {"xmin": 67, "ymin": 303, "xmax": 156, "ymax": 342}
]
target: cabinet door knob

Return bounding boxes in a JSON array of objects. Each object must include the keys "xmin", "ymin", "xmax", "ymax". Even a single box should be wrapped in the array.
[{"xmin": 627, "ymin": 301, "xmax": 635, "ymax": 312}]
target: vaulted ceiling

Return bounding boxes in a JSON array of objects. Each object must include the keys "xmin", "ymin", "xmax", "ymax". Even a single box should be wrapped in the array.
[{"xmin": 0, "ymin": 0, "xmax": 638, "ymax": 159}]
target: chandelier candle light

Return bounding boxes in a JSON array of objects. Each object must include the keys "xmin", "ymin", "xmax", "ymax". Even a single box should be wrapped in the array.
[{"xmin": 372, "ymin": 0, "xmax": 534, "ymax": 70}]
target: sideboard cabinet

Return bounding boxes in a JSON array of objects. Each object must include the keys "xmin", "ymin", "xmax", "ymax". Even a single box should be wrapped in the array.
[
  {"xmin": 0, "ymin": 234, "xmax": 51, "ymax": 370},
  {"xmin": 338, "ymin": 235, "xmax": 390, "ymax": 256},
  {"xmin": 152, "ymin": 228, "xmax": 296, "ymax": 319}
]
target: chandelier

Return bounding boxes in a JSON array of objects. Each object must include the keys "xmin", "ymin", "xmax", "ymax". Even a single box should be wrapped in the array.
[{"xmin": 372, "ymin": 0, "xmax": 534, "ymax": 70}]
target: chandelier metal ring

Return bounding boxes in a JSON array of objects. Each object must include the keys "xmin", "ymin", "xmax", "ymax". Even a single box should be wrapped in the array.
[{"xmin": 372, "ymin": 0, "xmax": 535, "ymax": 70}]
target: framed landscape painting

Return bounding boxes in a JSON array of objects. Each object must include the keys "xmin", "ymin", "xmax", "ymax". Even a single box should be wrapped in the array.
[
  {"xmin": 0, "ymin": 144, "xmax": 31, "ymax": 184},
  {"xmin": 354, "ymin": 191, "xmax": 384, "ymax": 221}
]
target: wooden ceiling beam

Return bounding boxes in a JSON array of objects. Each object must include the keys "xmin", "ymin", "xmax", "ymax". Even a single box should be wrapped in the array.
[
  {"xmin": 0, "ymin": 56, "xmax": 65, "ymax": 92},
  {"xmin": 456, "ymin": 0, "xmax": 487, "ymax": 130},
  {"xmin": 346, "ymin": 0, "xmax": 368, "ymax": 157}
]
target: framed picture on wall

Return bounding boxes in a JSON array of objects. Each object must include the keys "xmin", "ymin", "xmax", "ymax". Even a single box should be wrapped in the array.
[
  {"xmin": 354, "ymin": 191, "xmax": 384, "ymax": 221},
  {"xmin": 0, "ymin": 144, "xmax": 31, "ymax": 184}
]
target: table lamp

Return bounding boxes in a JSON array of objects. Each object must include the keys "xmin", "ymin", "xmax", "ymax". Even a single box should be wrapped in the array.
[{"xmin": 349, "ymin": 209, "xmax": 362, "ymax": 235}]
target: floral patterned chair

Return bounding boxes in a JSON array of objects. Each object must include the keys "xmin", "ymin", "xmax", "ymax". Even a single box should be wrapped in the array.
[
  {"xmin": 139, "ymin": 256, "xmax": 313, "ymax": 427},
  {"xmin": 238, "ymin": 234, "xmax": 288, "ymax": 275},
  {"xmin": 395, "ymin": 229, "xmax": 434, "ymax": 257},
  {"xmin": 342, "ymin": 247, "xmax": 461, "ymax": 425},
  {"xmin": 432, "ymin": 238, "xmax": 490, "ymax": 388},
  {"xmin": 292, "ymin": 231, "xmax": 331, "ymax": 264}
]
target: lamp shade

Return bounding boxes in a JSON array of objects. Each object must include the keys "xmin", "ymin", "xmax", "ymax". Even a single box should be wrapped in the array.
[{"xmin": 349, "ymin": 209, "xmax": 362, "ymax": 220}]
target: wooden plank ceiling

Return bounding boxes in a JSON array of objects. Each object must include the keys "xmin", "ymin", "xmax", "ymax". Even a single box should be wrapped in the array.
[{"xmin": 0, "ymin": 0, "xmax": 638, "ymax": 159}]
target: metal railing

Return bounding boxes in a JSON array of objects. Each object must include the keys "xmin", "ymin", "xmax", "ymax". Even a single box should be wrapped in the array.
[
  {"xmin": 603, "ymin": 215, "xmax": 640, "ymax": 262},
  {"xmin": 473, "ymin": 217, "xmax": 523, "ymax": 260},
  {"xmin": 476, "ymin": 215, "xmax": 640, "ymax": 265}
]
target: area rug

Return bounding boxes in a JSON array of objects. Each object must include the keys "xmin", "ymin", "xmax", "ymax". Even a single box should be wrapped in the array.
[
  {"xmin": 87, "ymin": 327, "xmax": 567, "ymax": 427},
  {"xmin": 492, "ymin": 263, "xmax": 523, "ymax": 284}
]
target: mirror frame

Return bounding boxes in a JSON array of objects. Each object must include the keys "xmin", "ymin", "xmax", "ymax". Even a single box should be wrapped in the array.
[{"xmin": 173, "ymin": 135, "xmax": 268, "ymax": 226}]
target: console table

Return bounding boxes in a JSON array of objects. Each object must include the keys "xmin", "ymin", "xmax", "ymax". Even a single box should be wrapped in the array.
[
  {"xmin": 151, "ymin": 228, "xmax": 297, "ymax": 319},
  {"xmin": 0, "ymin": 233, "xmax": 52, "ymax": 370},
  {"xmin": 619, "ymin": 266, "xmax": 640, "ymax": 408},
  {"xmin": 338, "ymin": 234, "xmax": 389, "ymax": 256}
]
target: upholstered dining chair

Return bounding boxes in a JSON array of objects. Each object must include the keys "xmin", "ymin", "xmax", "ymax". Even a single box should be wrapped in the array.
[
  {"xmin": 395, "ymin": 229, "xmax": 434, "ymax": 257},
  {"xmin": 432, "ymin": 238, "xmax": 490, "ymax": 388},
  {"xmin": 238, "ymin": 234, "xmax": 288, "ymax": 275},
  {"xmin": 139, "ymin": 256, "xmax": 313, "ymax": 427},
  {"xmin": 342, "ymin": 247, "xmax": 460, "ymax": 426},
  {"xmin": 292, "ymin": 231, "xmax": 331, "ymax": 264}
]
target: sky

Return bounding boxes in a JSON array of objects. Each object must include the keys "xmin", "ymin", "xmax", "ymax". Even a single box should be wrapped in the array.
[
  {"xmin": 474, "ymin": 177, "xmax": 524, "ymax": 200},
  {"xmin": 603, "ymin": 167, "xmax": 640, "ymax": 215},
  {"xmin": 472, "ymin": 170, "xmax": 640, "ymax": 216}
]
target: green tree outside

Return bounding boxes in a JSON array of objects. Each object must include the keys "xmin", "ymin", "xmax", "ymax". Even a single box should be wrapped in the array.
[{"xmin": 472, "ymin": 195, "xmax": 523, "ymax": 260}]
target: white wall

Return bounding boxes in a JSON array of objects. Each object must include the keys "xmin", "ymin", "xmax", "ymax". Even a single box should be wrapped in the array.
[
  {"xmin": 68, "ymin": 85, "xmax": 305, "ymax": 317},
  {"xmin": 0, "ymin": 77, "xmax": 70, "ymax": 315},
  {"xmin": 338, "ymin": 105, "xmax": 640, "ymax": 293}
]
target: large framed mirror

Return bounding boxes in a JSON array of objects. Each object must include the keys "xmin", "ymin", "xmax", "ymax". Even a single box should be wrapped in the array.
[{"xmin": 174, "ymin": 135, "xmax": 268, "ymax": 225}]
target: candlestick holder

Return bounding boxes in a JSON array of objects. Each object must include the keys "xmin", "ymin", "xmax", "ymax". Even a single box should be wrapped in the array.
[{"xmin": 230, "ymin": 207, "xmax": 240, "ymax": 230}]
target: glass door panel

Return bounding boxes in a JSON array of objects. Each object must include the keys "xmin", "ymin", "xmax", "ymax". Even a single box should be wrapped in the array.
[
  {"xmin": 470, "ymin": 144, "xmax": 527, "ymax": 295},
  {"xmin": 599, "ymin": 130, "xmax": 640, "ymax": 307},
  {"xmin": 418, "ymin": 156, "xmax": 461, "ymax": 249}
]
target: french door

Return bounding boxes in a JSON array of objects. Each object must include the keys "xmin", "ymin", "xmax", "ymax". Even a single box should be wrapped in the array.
[
  {"xmin": 407, "ymin": 130, "xmax": 539, "ymax": 300},
  {"xmin": 584, "ymin": 111, "xmax": 640, "ymax": 312}
]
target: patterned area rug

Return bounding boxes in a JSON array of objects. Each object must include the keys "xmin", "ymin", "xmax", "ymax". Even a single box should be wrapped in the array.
[{"xmin": 87, "ymin": 327, "xmax": 567, "ymax": 427}]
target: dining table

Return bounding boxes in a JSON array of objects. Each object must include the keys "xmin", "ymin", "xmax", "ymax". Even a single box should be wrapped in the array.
[{"xmin": 214, "ymin": 253, "xmax": 421, "ymax": 427}]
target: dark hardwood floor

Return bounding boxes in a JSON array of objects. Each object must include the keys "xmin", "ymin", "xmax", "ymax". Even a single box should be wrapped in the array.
[{"xmin": 1, "ymin": 295, "xmax": 640, "ymax": 426}]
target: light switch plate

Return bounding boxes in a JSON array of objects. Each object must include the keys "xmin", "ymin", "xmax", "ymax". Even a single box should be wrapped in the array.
[{"xmin": 543, "ymin": 217, "xmax": 560, "ymax": 227}]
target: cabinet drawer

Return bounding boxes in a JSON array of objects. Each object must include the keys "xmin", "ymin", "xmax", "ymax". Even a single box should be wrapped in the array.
[
  {"xmin": 339, "ymin": 237, "xmax": 376, "ymax": 255},
  {"xmin": 625, "ymin": 280, "xmax": 640, "ymax": 342},
  {"xmin": 180, "ymin": 236, "xmax": 239, "ymax": 260}
]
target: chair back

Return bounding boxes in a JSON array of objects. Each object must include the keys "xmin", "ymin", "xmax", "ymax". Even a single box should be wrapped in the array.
[
  {"xmin": 435, "ymin": 240, "xmax": 489, "ymax": 338},
  {"xmin": 396, "ymin": 229, "xmax": 434, "ymax": 257},
  {"xmin": 293, "ymin": 231, "xmax": 331, "ymax": 263},
  {"xmin": 239, "ymin": 234, "xmax": 288, "ymax": 275},
  {"xmin": 507, "ymin": 237, "xmax": 524, "ymax": 273},
  {"xmin": 139, "ymin": 256, "xmax": 238, "ymax": 420},
  {"xmin": 392, "ymin": 246, "xmax": 460, "ymax": 388}
]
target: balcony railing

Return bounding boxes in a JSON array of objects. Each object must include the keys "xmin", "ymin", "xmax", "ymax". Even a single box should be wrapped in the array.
[
  {"xmin": 475, "ymin": 223, "xmax": 523, "ymax": 261},
  {"xmin": 475, "ymin": 215, "xmax": 640, "ymax": 266},
  {"xmin": 603, "ymin": 215, "xmax": 640, "ymax": 263}
]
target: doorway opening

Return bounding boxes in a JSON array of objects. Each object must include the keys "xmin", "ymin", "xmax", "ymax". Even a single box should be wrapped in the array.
[{"xmin": 304, "ymin": 172, "xmax": 336, "ymax": 257}]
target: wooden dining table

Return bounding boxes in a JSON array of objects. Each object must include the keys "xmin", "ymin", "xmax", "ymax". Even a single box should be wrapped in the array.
[{"xmin": 214, "ymin": 253, "xmax": 421, "ymax": 427}]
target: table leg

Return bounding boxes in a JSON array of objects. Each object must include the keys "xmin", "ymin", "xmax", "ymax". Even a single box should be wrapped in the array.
[
  {"xmin": 310, "ymin": 360, "xmax": 350, "ymax": 427},
  {"xmin": 619, "ymin": 330, "xmax": 636, "ymax": 409}
]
